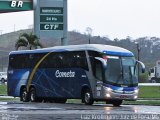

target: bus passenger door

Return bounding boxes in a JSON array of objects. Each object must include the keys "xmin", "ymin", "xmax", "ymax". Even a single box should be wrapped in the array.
[{"xmin": 94, "ymin": 59, "xmax": 104, "ymax": 98}]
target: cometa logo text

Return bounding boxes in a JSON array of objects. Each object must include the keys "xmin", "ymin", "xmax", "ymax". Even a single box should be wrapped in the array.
[{"xmin": 55, "ymin": 70, "xmax": 75, "ymax": 78}]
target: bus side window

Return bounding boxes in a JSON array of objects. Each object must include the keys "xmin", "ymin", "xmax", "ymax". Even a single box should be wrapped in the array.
[
  {"xmin": 88, "ymin": 50, "xmax": 103, "ymax": 80},
  {"xmin": 93, "ymin": 59, "xmax": 103, "ymax": 81},
  {"xmin": 70, "ymin": 51, "xmax": 89, "ymax": 70},
  {"xmin": 9, "ymin": 54, "xmax": 30, "ymax": 69},
  {"xmin": 9, "ymin": 55, "xmax": 16, "ymax": 69}
]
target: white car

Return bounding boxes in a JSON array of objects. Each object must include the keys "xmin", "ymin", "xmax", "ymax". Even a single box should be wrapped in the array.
[{"xmin": 0, "ymin": 72, "xmax": 7, "ymax": 83}]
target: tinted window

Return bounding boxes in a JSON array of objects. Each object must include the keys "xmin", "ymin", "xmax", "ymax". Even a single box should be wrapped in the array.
[
  {"xmin": 94, "ymin": 60, "xmax": 103, "ymax": 81},
  {"xmin": 88, "ymin": 51, "xmax": 103, "ymax": 77},
  {"xmin": 9, "ymin": 54, "xmax": 29, "ymax": 69},
  {"xmin": 9, "ymin": 51, "xmax": 89, "ymax": 70},
  {"xmin": 9, "ymin": 53, "xmax": 44, "ymax": 69},
  {"xmin": 37, "ymin": 51, "xmax": 88, "ymax": 70}
]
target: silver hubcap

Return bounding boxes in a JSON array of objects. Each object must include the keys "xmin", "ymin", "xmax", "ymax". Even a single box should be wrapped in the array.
[
  {"xmin": 22, "ymin": 91, "xmax": 27, "ymax": 100},
  {"xmin": 85, "ymin": 92, "xmax": 90, "ymax": 103},
  {"xmin": 31, "ymin": 92, "xmax": 35, "ymax": 101}
]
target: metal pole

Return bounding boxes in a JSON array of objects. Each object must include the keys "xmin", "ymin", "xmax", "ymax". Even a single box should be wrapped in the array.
[
  {"xmin": 137, "ymin": 43, "xmax": 140, "ymax": 81},
  {"xmin": 62, "ymin": 0, "xmax": 68, "ymax": 46}
]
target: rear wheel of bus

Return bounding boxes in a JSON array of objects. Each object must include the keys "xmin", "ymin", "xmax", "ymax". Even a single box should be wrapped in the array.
[
  {"xmin": 20, "ymin": 87, "xmax": 29, "ymax": 102},
  {"xmin": 29, "ymin": 87, "xmax": 37, "ymax": 102}
]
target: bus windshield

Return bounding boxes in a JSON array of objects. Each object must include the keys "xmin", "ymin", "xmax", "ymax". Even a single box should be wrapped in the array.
[{"xmin": 105, "ymin": 56, "xmax": 138, "ymax": 87}]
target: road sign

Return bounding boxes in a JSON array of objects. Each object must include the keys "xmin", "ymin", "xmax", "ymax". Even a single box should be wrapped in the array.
[
  {"xmin": 40, "ymin": 7, "xmax": 63, "ymax": 14},
  {"xmin": 34, "ymin": 0, "xmax": 68, "ymax": 45},
  {"xmin": 40, "ymin": 24, "xmax": 63, "ymax": 30},
  {"xmin": 0, "ymin": 0, "xmax": 68, "ymax": 45},
  {"xmin": 39, "ymin": 7, "xmax": 64, "ymax": 31},
  {"xmin": 0, "ymin": 0, "xmax": 33, "ymax": 11},
  {"xmin": 40, "ymin": 15, "xmax": 63, "ymax": 22}
]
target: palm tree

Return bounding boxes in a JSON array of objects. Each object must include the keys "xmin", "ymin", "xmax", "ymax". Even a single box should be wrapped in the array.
[{"xmin": 15, "ymin": 32, "xmax": 43, "ymax": 50}]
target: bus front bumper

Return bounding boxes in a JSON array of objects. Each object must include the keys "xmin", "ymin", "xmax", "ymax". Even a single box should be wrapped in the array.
[{"xmin": 104, "ymin": 87, "xmax": 138, "ymax": 100}]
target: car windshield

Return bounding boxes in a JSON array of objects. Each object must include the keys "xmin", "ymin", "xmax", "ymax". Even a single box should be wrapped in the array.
[{"xmin": 105, "ymin": 56, "xmax": 138, "ymax": 87}]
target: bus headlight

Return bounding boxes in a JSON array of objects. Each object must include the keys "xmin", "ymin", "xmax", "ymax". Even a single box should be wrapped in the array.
[
  {"xmin": 106, "ymin": 87, "xmax": 112, "ymax": 92},
  {"xmin": 106, "ymin": 94, "xmax": 111, "ymax": 98},
  {"xmin": 134, "ymin": 89, "xmax": 139, "ymax": 94},
  {"xmin": 134, "ymin": 95, "xmax": 138, "ymax": 99}
]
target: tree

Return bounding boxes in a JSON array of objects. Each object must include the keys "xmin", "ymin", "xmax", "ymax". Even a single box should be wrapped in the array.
[
  {"xmin": 86, "ymin": 27, "xmax": 93, "ymax": 44},
  {"xmin": 15, "ymin": 33, "xmax": 43, "ymax": 50}
]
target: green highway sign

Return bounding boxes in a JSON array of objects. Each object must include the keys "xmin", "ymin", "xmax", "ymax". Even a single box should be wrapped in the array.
[
  {"xmin": 40, "ymin": 15, "xmax": 63, "ymax": 22},
  {"xmin": 40, "ymin": 24, "xmax": 63, "ymax": 30},
  {"xmin": 39, "ymin": 7, "xmax": 64, "ymax": 31},
  {"xmin": 40, "ymin": 7, "xmax": 63, "ymax": 14},
  {"xmin": 34, "ymin": 0, "xmax": 68, "ymax": 45},
  {"xmin": 0, "ymin": 0, "xmax": 33, "ymax": 11}
]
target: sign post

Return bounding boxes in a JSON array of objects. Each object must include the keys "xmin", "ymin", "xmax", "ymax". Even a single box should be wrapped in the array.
[
  {"xmin": 0, "ymin": 0, "xmax": 68, "ymax": 46},
  {"xmin": 34, "ymin": 0, "xmax": 68, "ymax": 46}
]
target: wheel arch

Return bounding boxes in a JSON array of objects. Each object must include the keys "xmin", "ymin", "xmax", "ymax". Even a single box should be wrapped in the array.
[
  {"xmin": 81, "ymin": 85, "xmax": 92, "ymax": 98},
  {"xmin": 29, "ymin": 85, "xmax": 36, "ymax": 90}
]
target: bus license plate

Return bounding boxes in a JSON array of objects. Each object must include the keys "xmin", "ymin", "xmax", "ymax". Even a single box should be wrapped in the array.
[{"xmin": 120, "ymin": 95, "xmax": 128, "ymax": 99}]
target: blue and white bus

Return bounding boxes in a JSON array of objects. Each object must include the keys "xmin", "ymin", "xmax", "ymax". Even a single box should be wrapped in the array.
[{"xmin": 7, "ymin": 44, "xmax": 145, "ymax": 106}]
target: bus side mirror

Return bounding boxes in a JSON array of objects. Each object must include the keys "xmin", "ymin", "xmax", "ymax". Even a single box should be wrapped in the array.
[
  {"xmin": 136, "ymin": 60, "xmax": 145, "ymax": 73},
  {"xmin": 95, "ymin": 57, "xmax": 107, "ymax": 68}
]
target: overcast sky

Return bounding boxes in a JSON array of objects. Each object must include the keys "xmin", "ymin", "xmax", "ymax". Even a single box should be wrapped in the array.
[{"xmin": 0, "ymin": 0, "xmax": 160, "ymax": 39}]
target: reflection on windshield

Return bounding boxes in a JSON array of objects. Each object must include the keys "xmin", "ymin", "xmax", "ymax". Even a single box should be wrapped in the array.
[{"xmin": 105, "ymin": 56, "xmax": 137, "ymax": 87}]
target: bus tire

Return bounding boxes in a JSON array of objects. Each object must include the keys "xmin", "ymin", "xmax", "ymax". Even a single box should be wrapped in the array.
[
  {"xmin": 20, "ymin": 87, "xmax": 29, "ymax": 102},
  {"xmin": 83, "ymin": 89, "xmax": 94, "ymax": 105},
  {"xmin": 29, "ymin": 88, "xmax": 37, "ymax": 102},
  {"xmin": 112, "ymin": 100, "xmax": 122, "ymax": 107}
]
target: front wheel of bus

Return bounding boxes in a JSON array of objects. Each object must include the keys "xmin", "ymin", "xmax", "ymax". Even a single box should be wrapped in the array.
[
  {"xmin": 20, "ymin": 88, "xmax": 29, "ymax": 102},
  {"xmin": 83, "ymin": 90, "xmax": 94, "ymax": 105},
  {"xmin": 112, "ymin": 100, "xmax": 122, "ymax": 107}
]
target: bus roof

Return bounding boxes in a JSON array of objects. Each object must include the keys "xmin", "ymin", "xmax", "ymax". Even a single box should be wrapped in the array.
[{"xmin": 9, "ymin": 44, "xmax": 134, "ymax": 57}]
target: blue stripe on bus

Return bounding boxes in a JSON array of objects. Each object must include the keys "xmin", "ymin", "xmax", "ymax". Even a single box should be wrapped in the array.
[
  {"xmin": 103, "ymin": 51, "xmax": 134, "ymax": 57},
  {"xmin": 104, "ymin": 84, "xmax": 137, "ymax": 91}
]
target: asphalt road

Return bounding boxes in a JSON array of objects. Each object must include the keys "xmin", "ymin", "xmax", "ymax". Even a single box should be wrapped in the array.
[{"xmin": 0, "ymin": 102, "xmax": 160, "ymax": 120}]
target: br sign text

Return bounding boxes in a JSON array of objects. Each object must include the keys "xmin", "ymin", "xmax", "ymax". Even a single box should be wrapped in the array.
[{"xmin": 11, "ymin": 0, "xmax": 23, "ymax": 8}]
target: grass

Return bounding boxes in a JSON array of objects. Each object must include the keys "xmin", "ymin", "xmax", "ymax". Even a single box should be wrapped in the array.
[
  {"xmin": 67, "ymin": 99, "xmax": 81, "ymax": 103},
  {"xmin": 138, "ymin": 86, "xmax": 160, "ymax": 98},
  {"xmin": 0, "ymin": 98, "xmax": 19, "ymax": 101},
  {"xmin": 0, "ymin": 84, "xmax": 7, "ymax": 95}
]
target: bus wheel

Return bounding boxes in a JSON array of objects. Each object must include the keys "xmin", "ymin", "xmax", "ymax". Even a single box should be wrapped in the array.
[
  {"xmin": 30, "ymin": 88, "xmax": 37, "ymax": 102},
  {"xmin": 83, "ymin": 89, "xmax": 94, "ymax": 105},
  {"xmin": 20, "ymin": 88, "xmax": 29, "ymax": 102},
  {"xmin": 112, "ymin": 100, "xmax": 122, "ymax": 107}
]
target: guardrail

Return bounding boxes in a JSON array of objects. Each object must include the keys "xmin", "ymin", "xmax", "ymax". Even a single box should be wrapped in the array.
[{"xmin": 139, "ymin": 83, "xmax": 160, "ymax": 86}]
